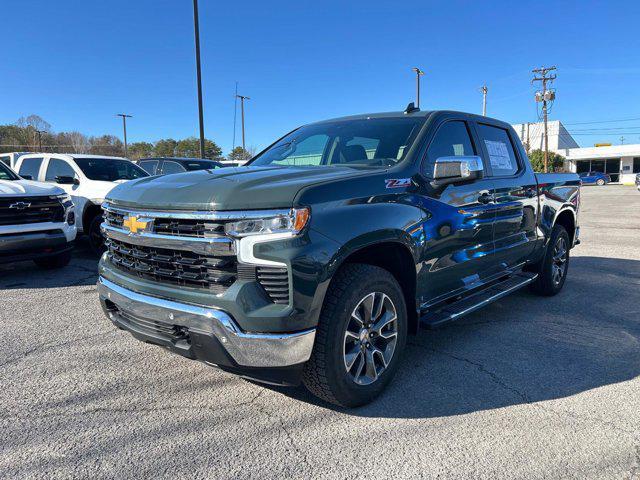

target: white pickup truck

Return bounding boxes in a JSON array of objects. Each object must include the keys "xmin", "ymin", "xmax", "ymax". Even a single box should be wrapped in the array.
[
  {"xmin": 0, "ymin": 161, "xmax": 76, "ymax": 268},
  {"xmin": 14, "ymin": 153, "xmax": 148, "ymax": 253}
]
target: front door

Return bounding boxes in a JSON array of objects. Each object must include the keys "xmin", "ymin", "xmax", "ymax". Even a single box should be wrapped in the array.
[{"xmin": 416, "ymin": 118, "xmax": 497, "ymax": 306}]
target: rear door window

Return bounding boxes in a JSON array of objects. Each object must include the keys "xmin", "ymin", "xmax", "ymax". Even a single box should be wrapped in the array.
[
  {"xmin": 477, "ymin": 124, "xmax": 520, "ymax": 176},
  {"xmin": 18, "ymin": 157, "xmax": 44, "ymax": 179}
]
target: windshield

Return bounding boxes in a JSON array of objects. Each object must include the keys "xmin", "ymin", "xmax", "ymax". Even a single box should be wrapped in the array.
[
  {"xmin": 74, "ymin": 158, "xmax": 148, "ymax": 181},
  {"xmin": 249, "ymin": 117, "xmax": 425, "ymax": 168},
  {"xmin": 0, "ymin": 162, "xmax": 19, "ymax": 181}
]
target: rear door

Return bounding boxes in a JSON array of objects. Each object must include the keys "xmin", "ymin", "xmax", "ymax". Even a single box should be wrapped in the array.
[
  {"xmin": 474, "ymin": 122, "xmax": 538, "ymax": 272},
  {"xmin": 160, "ymin": 160, "xmax": 187, "ymax": 175},
  {"xmin": 416, "ymin": 116, "xmax": 497, "ymax": 305}
]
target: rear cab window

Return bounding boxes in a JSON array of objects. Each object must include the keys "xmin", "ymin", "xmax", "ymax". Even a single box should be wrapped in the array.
[{"xmin": 476, "ymin": 124, "xmax": 520, "ymax": 177}]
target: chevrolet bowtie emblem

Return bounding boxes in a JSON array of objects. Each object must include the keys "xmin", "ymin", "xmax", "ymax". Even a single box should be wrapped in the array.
[{"xmin": 123, "ymin": 215, "xmax": 151, "ymax": 234}]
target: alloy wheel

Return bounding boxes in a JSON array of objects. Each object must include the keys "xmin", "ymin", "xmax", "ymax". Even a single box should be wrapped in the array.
[
  {"xmin": 343, "ymin": 292, "xmax": 398, "ymax": 386},
  {"xmin": 551, "ymin": 236, "xmax": 568, "ymax": 286}
]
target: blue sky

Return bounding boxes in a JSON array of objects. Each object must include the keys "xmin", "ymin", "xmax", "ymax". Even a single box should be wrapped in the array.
[{"xmin": 3, "ymin": 0, "xmax": 640, "ymax": 153}]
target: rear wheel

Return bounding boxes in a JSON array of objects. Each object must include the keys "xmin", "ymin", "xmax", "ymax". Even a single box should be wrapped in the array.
[
  {"xmin": 34, "ymin": 250, "xmax": 71, "ymax": 269},
  {"xmin": 596, "ymin": 178, "xmax": 605, "ymax": 186},
  {"xmin": 302, "ymin": 264, "xmax": 407, "ymax": 407},
  {"xmin": 88, "ymin": 214, "xmax": 105, "ymax": 255},
  {"xmin": 530, "ymin": 224, "xmax": 570, "ymax": 296}
]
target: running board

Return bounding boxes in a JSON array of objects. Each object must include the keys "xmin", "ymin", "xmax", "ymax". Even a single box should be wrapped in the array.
[{"xmin": 420, "ymin": 272, "xmax": 538, "ymax": 329}]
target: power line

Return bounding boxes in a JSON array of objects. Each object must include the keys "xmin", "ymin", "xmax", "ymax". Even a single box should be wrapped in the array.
[{"xmin": 563, "ymin": 116, "xmax": 640, "ymax": 125}]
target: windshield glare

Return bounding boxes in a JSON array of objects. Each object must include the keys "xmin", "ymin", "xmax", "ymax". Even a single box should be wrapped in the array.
[
  {"xmin": 250, "ymin": 117, "xmax": 424, "ymax": 168},
  {"xmin": 0, "ymin": 162, "xmax": 19, "ymax": 181},
  {"xmin": 74, "ymin": 158, "xmax": 148, "ymax": 181}
]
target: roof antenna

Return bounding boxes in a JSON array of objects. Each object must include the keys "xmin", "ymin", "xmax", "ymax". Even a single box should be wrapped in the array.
[{"xmin": 404, "ymin": 102, "xmax": 419, "ymax": 114}]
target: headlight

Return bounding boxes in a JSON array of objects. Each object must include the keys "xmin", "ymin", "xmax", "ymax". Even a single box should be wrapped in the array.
[
  {"xmin": 56, "ymin": 193, "xmax": 73, "ymax": 209},
  {"xmin": 225, "ymin": 208, "xmax": 310, "ymax": 238}
]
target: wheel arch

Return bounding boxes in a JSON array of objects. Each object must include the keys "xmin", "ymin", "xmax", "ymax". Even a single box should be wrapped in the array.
[
  {"xmin": 82, "ymin": 202, "xmax": 103, "ymax": 233},
  {"xmin": 325, "ymin": 235, "xmax": 419, "ymax": 335},
  {"xmin": 554, "ymin": 208, "xmax": 576, "ymax": 246}
]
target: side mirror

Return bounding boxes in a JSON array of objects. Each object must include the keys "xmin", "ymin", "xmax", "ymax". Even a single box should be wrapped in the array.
[
  {"xmin": 56, "ymin": 175, "xmax": 79, "ymax": 185},
  {"xmin": 432, "ymin": 156, "xmax": 484, "ymax": 186}
]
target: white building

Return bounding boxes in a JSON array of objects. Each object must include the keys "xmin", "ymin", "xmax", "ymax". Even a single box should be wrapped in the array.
[{"xmin": 511, "ymin": 120, "xmax": 640, "ymax": 184}]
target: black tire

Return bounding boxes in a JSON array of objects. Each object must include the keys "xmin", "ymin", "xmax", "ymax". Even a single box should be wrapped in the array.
[
  {"xmin": 34, "ymin": 250, "xmax": 72, "ymax": 269},
  {"xmin": 302, "ymin": 263, "xmax": 408, "ymax": 408},
  {"xmin": 530, "ymin": 225, "xmax": 570, "ymax": 296},
  {"xmin": 88, "ymin": 214, "xmax": 105, "ymax": 255},
  {"xmin": 596, "ymin": 178, "xmax": 605, "ymax": 186}
]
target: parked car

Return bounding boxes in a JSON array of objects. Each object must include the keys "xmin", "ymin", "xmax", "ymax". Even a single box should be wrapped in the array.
[
  {"xmin": 14, "ymin": 153, "xmax": 148, "ymax": 254},
  {"xmin": 136, "ymin": 157, "xmax": 224, "ymax": 176},
  {"xmin": 579, "ymin": 171, "xmax": 610, "ymax": 186},
  {"xmin": 0, "ymin": 161, "xmax": 76, "ymax": 267},
  {"xmin": 636, "ymin": 173, "xmax": 640, "ymax": 191},
  {"xmin": 97, "ymin": 108, "xmax": 580, "ymax": 407},
  {"xmin": 0, "ymin": 152, "xmax": 31, "ymax": 169}
]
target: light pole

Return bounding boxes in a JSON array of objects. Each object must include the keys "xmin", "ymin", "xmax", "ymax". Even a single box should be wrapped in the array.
[
  {"xmin": 193, "ymin": 0, "xmax": 206, "ymax": 158},
  {"xmin": 236, "ymin": 95, "xmax": 250, "ymax": 150},
  {"xmin": 35, "ymin": 129, "xmax": 45, "ymax": 151},
  {"xmin": 412, "ymin": 67, "xmax": 425, "ymax": 108},
  {"xmin": 116, "ymin": 114, "xmax": 132, "ymax": 158}
]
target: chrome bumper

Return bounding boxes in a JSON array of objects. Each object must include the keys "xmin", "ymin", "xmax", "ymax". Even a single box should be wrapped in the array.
[{"xmin": 97, "ymin": 277, "xmax": 315, "ymax": 368}]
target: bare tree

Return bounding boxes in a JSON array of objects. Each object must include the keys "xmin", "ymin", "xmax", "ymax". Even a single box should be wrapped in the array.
[{"xmin": 67, "ymin": 131, "xmax": 90, "ymax": 153}]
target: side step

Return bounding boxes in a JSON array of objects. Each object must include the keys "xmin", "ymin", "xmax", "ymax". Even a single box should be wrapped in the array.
[{"xmin": 420, "ymin": 272, "xmax": 538, "ymax": 329}]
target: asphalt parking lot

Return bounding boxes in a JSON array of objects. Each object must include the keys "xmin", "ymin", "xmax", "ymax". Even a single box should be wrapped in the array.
[{"xmin": 1, "ymin": 185, "xmax": 639, "ymax": 479}]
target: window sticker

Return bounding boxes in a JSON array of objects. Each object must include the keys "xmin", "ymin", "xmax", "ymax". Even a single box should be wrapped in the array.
[{"xmin": 484, "ymin": 140, "xmax": 512, "ymax": 170}]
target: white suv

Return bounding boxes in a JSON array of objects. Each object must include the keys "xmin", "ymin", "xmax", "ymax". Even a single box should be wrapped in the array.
[
  {"xmin": 14, "ymin": 154, "xmax": 148, "ymax": 253},
  {"xmin": 0, "ymin": 162, "xmax": 76, "ymax": 268}
]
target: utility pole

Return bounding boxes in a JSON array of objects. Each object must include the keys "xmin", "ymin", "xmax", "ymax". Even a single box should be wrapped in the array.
[
  {"xmin": 620, "ymin": 136, "xmax": 625, "ymax": 145},
  {"xmin": 532, "ymin": 66, "xmax": 557, "ymax": 173},
  {"xmin": 412, "ymin": 67, "xmax": 424, "ymax": 108},
  {"xmin": 192, "ymin": 0, "xmax": 206, "ymax": 158},
  {"xmin": 35, "ymin": 129, "xmax": 45, "ymax": 151},
  {"xmin": 236, "ymin": 95, "xmax": 250, "ymax": 150},
  {"xmin": 116, "ymin": 114, "xmax": 132, "ymax": 158},
  {"xmin": 479, "ymin": 85, "xmax": 488, "ymax": 116},
  {"xmin": 232, "ymin": 81, "xmax": 238, "ymax": 151}
]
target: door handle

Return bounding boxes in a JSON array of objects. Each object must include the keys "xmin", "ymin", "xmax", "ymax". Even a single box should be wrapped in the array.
[{"xmin": 478, "ymin": 192, "xmax": 493, "ymax": 204}]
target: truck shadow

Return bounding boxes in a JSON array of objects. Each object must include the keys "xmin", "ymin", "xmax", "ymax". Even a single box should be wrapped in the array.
[
  {"xmin": 0, "ymin": 238, "xmax": 99, "ymax": 289},
  {"xmin": 265, "ymin": 256, "xmax": 640, "ymax": 418}
]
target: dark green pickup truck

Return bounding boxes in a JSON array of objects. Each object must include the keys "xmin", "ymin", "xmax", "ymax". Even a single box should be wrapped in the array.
[{"xmin": 97, "ymin": 108, "xmax": 580, "ymax": 407}]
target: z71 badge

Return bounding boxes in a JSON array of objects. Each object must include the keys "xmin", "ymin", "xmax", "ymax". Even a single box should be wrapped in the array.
[{"xmin": 385, "ymin": 178, "xmax": 412, "ymax": 189}]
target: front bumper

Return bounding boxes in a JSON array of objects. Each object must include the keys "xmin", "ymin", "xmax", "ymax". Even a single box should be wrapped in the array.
[
  {"xmin": 0, "ymin": 223, "xmax": 76, "ymax": 264},
  {"xmin": 97, "ymin": 277, "xmax": 316, "ymax": 385}
]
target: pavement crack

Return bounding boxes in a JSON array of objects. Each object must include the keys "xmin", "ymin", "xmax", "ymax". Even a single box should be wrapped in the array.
[
  {"xmin": 0, "ymin": 328, "xmax": 117, "ymax": 369},
  {"xmin": 409, "ymin": 341, "xmax": 639, "ymax": 437}
]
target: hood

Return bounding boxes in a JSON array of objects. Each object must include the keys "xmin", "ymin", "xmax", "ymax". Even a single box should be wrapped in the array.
[
  {"xmin": 106, "ymin": 165, "xmax": 373, "ymax": 210},
  {"xmin": 0, "ymin": 179, "xmax": 64, "ymax": 197}
]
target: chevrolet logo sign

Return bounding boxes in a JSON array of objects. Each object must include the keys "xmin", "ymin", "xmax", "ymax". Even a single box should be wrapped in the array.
[
  {"xmin": 122, "ymin": 215, "xmax": 152, "ymax": 234},
  {"xmin": 9, "ymin": 202, "xmax": 31, "ymax": 210}
]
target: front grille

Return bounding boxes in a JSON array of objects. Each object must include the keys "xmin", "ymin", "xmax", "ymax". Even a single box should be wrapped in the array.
[
  {"xmin": 106, "ymin": 238, "xmax": 236, "ymax": 292},
  {"xmin": 104, "ymin": 209, "xmax": 225, "ymax": 238},
  {"xmin": 0, "ymin": 196, "xmax": 64, "ymax": 226},
  {"xmin": 257, "ymin": 267, "xmax": 290, "ymax": 304}
]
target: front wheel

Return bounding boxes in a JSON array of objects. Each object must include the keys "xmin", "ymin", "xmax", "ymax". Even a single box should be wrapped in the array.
[
  {"xmin": 596, "ymin": 178, "xmax": 605, "ymax": 186},
  {"xmin": 530, "ymin": 225, "xmax": 570, "ymax": 296},
  {"xmin": 88, "ymin": 214, "xmax": 105, "ymax": 255},
  {"xmin": 302, "ymin": 264, "xmax": 408, "ymax": 407}
]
